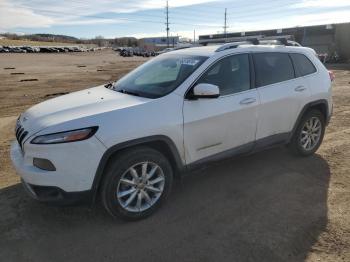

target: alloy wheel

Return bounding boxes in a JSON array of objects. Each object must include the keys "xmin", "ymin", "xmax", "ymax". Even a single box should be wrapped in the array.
[
  {"xmin": 116, "ymin": 162, "xmax": 165, "ymax": 213},
  {"xmin": 300, "ymin": 116, "xmax": 322, "ymax": 151}
]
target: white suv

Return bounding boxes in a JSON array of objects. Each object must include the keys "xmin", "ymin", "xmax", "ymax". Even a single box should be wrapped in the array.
[{"xmin": 11, "ymin": 42, "xmax": 333, "ymax": 220}]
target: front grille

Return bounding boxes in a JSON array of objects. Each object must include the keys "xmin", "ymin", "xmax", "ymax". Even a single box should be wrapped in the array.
[{"xmin": 15, "ymin": 123, "xmax": 28, "ymax": 150}]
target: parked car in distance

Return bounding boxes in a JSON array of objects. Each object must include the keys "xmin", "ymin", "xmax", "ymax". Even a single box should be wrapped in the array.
[
  {"xmin": 10, "ymin": 47, "xmax": 27, "ymax": 53},
  {"xmin": 142, "ymin": 51, "xmax": 151, "ymax": 57},
  {"xmin": 115, "ymin": 47, "xmax": 156, "ymax": 57},
  {"xmin": 0, "ymin": 45, "xmax": 94, "ymax": 53},
  {"xmin": 0, "ymin": 46, "xmax": 8, "ymax": 53},
  {"xmin": 39, "ymin": 47, "xmax": 52, "ymax": 53},
  {"xmin": 156, "ymin": 47, "xmax": 174, "ymax": 55},
  {"xmin": 11, "ymin": 41, "xmax": 333, "ymax": 220},
  {"xmin": 120, "ymin": 48, "xmax": 134, "ymax": 57}
]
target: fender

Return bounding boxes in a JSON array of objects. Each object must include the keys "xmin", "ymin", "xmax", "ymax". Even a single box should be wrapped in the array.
[
  {"xmin": 288, "ymin": 99, "xmax": 329, "ymax": 142},
  {"xmin": 90, "ymin": 135, "xmax": 185, "ymax": 202}
]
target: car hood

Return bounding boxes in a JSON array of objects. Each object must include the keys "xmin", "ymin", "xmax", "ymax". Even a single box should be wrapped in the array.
[{"xmin": 19, "ymin": 85, "xmax": 151, "ymax": 135}]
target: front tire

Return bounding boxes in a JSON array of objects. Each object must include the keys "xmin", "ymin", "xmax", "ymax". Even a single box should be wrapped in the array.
[
  {"xmin": 101, "ymin": 147, "xmax": 173, "ymax": 220},
  {"xmin": 289, "ymin": 109, "xmax": 325, "ymax": 156}
]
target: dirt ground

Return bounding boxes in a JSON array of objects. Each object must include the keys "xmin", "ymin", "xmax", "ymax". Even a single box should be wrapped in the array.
[{"xmin": 0, "ymin": 50, "xmax": 349, "ymax": 261}]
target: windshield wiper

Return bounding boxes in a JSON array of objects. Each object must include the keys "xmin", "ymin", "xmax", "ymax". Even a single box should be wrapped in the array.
[
  {"xmin": 104, "ymin": 82, "xmax": 114, "ymax": 89},
  {"xmin": 117, "ymin": 89, "xmax": 140, "ymax": 97}
]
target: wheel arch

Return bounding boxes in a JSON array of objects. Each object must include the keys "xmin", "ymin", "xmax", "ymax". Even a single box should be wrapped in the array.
[
  {"xmin": 289, "ymin": 99, "xmax": 329, "ymax": 142},
  {"xmin": 91, "ymin": 135, "xmax": 185, "ymax": 203}
]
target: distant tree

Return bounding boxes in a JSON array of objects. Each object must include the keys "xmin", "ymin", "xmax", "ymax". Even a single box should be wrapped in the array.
[
  {"xmin": 127, "ymin": 38, "xmax": 132, "ymax": 47},
  {"xmin": 94, "ymin": 35, "xmax": 107, "ymax": 47},
  {"xmin": 112, "ymin": 37, "xmax": 137, "ymax": 47}
]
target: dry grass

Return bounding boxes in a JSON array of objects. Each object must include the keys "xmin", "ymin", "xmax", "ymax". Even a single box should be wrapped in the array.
[{"xmin": 0, "ymin": 39, "xmax": 78, "ymax": 47}]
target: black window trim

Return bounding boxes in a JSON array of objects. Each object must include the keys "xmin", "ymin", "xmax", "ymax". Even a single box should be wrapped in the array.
[
  {"xmin": 289, "ymin": 52, "xmax": 318, "ymax": 78},
  {"xmin": 252, "ymin": 51, "xmax": 297, "ymax": 88},
  {"xmin": 249, "ymin": 53, "xmax": 256, "ymax": 89},
  {"xmin": 288, "ymin": 53, "xmax": 297, "ymax": 78},
  {"xmin": 185, "ymin": 52, "xmax": 254, "ymax": 100}
]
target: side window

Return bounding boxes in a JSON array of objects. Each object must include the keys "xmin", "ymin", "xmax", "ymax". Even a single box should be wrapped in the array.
[
  {"xmin": 290, "ymin": 53, "xmax": 317, "ymax": 77},
  {"xmin": 197, "ymin": 54, "xmax": 250, "ymax": 96},
  {"xmin": 253, "ymin": 53, "xmax": 295, "ymax": 87}
]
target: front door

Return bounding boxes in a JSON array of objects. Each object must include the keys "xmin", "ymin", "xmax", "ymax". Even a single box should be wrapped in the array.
[{"xmin": 183, "ymin": 53, "xmax": 259, "ymax": 164}]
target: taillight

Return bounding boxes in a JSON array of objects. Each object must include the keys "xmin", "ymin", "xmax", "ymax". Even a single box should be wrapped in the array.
[{"xmin": 328, "ymin": 70, "xmax": 335, "ymax": 82}]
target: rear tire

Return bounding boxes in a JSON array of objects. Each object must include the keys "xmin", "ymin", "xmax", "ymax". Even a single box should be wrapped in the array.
[
  {"xmin": 101, "ymin": 147, "xmax": 173, "ymax": 220},
  {"xmin": 289, "ymin": 109, "xmax": 325, "ymax": 156}
]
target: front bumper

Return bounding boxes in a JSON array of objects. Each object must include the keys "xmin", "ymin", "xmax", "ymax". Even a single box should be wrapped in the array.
[
  {"xmin": 21, "ymin": 179, "xmax": 92, "ymax": 205},
  {"xmin": 10, "ymin": 136, "xmax": 106, "ymax": 202}
]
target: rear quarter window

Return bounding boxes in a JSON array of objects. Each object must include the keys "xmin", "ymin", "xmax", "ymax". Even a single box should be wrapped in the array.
[
  {"xmin": 253, "ymin": 53, "xmax": 295, "ymax": 87},
  {"xmin": 290, "ymin": 53, "xmax": 317, "ymax": 77}
]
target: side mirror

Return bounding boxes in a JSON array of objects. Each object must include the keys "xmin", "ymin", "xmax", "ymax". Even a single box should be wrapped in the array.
[{"xmin": 192, "ymin": 83, "xmax": 220, "ymax": 99}]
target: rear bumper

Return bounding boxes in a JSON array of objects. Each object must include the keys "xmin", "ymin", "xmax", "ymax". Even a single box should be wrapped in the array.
[
  {"xmin": 21, "ymin": 179, "xmax": 92, "ymax": 205},
  {"xmin": 326, "ymin": 103, "xmax": 333, "ymax": 125}
]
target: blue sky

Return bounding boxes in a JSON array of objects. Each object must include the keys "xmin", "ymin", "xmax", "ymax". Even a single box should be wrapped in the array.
[{"xmin": 0, "ymin": 0, "xmax": 350, "ymax": 39}]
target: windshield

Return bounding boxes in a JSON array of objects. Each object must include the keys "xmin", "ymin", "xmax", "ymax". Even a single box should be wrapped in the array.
[{"xmin": 114, "ymin": 54, "xmax": 208, "ymax": 98}]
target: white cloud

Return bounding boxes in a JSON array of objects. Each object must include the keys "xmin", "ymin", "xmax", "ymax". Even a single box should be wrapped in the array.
[
  {"xmin": 291, "ymin": 10, "xmax": 350, "ymax": 26},
  {"xmin": 0, "ymin": 0, "xmax": 222, "ymax": 32},
  {"xmin": 136, "ymin": 0, "xmax": 219, "ymax": 10},
  {"xmin": 291, "ymin": 0, "xmax": 350, "ymax": 8},
  {"xmin": 107, "ymin": 0, "xmax": 221, "ymax": 13},
  {"xmin": 56, "ymin": 18, "xmax": 128, "ymax": 26},
  {"xmin": 1, "ymin": 0, "xmax": 350, "ymax": 39},
  {"xmin": 225, "ymin": 9, "xmax": 350, "ymax": 34},
  {"xmin": 0, "ymin": 0, "xmax": 54, "ymax": 30}
]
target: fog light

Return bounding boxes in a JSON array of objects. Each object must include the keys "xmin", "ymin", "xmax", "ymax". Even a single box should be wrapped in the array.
[{"xmin": 33, "ymin": 158, "xmax": 56, "ymax": 171}]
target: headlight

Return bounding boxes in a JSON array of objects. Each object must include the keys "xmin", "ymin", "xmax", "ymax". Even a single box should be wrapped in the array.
[{"xmin": 31, "ymin": 127, "xmax": 98, "ymax": 144}]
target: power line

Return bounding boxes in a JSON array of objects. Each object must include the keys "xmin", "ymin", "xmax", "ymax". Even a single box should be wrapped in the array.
[
  {"xmin": 4, "ymin": 1, "xmax": 349, "ymax": 37},
  {"xmin": 173, "ymin": 3, "xmax": 347, "ymax": 24},
  {"xmin": 20, "ymin": 6, "xmax": 339, "ymax": 30},
  {"xmin": 34, "ymin": 0, "xmax": 295, "ymax": 21},
  {"xmin": 169, "ymin": 0, "xmax": 296, "ymax": 17},
  {"xmin": 13, "ymin": 1, "xmax": 311, "ymax": 27},
  {"xmin": 170, "ymin": 0, "xmax": 292, "ymax": 15},
  {"xmin": 7, "ymin": 4, "xmax": 223, "ymax": 29},
  {"xmin": 19, "ymin": 0, "xmax": 344, "ymax": 23}
]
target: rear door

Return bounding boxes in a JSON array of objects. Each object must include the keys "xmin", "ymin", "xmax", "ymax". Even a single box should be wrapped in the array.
[
  {"xmin": 183, "ymin": 53, "xmax": 259, "ymax": 164},
  {"xmin": 253, "ymin": 52, "xmax": 310, "ymax": 142},
  {"xmin": 289, "ymin": 52, "xmax": 318, "ymax": 91}
]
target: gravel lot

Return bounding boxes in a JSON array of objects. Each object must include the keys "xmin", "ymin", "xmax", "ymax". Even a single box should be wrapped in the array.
[{"xmin": 0, "ymin": 50, "xmax": 349, "ymax": 261}]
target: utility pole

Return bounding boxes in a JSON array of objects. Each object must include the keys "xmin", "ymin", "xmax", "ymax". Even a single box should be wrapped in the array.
[
  {"xmin": 224, "ymin": 8, "xmax": 228, "ymax": 40},
  {"xmin": 193, "ymin": 29, "xmax": 196, "ymax": 43},
  {"xmin": 166, "ymin": 1, "xmax": 170, "ymax": 48}
]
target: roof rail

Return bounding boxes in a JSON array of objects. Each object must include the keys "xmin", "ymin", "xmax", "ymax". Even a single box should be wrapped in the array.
[
  {"xmin": 215, "ymin": 39, "xmax": 259, "ymax": 52},
  {"xmin": 259, "ymin": 38, "xmax": 301, "ymax": 47},
  {"xmin": 215, "ymin": 42, "xmax": 243, "ymax": 52},
  {"xmin": 215, "ymin": 36, "xmax": 301, "ymax": 52},
  {"xmin": 258, "ymin": 35, "xmax": 302, "ymax": 46}
]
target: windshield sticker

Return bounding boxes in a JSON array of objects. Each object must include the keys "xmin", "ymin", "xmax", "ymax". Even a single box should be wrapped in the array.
[{"xmin": 180, "ymin": 59, "xmax": 200, "ymax": 66}]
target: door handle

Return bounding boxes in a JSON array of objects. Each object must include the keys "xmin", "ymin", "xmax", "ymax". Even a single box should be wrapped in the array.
[
  {"xmin": 295, "ymin": 86, "xmax": 306, "ymax": 92},
  {"xmin": 240, "ymin": 98, "xmax": 256, "ymax": 105}
]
